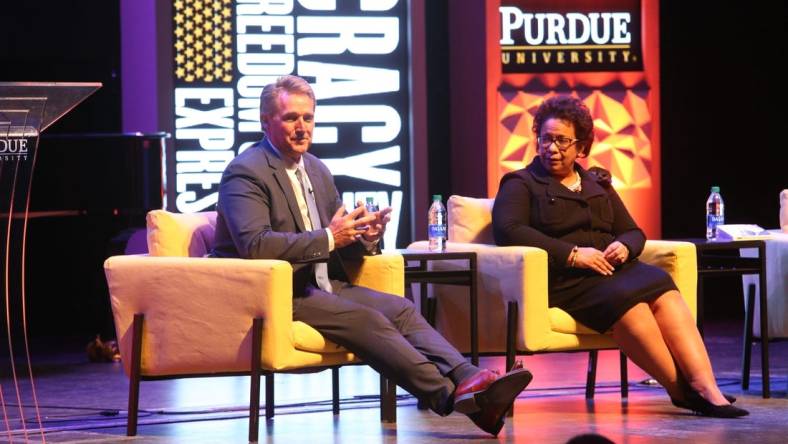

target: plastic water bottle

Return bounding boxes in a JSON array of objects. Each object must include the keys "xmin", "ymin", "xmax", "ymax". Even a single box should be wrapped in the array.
[
  {"xmin": 706, "ymin": 186, "xmax": 725, "ymax": 240},
  {"xmin": 365, "ymin": 196, "xmax": 379, "ymax": 213},
  {"xmin": 428, "ymin": 195, "xmax": 447, "ymax": 251}
]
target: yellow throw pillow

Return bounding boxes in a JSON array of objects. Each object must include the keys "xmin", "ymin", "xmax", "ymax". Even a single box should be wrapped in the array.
[
  {"xmin": 447, "ymin": 195, "xmax": 495, "ymax": 244},
  {"xmin": 146, "ymin": 210, "xmax": 217, "ymax": 257}
]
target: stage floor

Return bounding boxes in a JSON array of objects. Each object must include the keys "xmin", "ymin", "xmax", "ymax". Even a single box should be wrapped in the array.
[{"xmin": 1, "ymin": 320, "xmax": 786, "ymax": 443}]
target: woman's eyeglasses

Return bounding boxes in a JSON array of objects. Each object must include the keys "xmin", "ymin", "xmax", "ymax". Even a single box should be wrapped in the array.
[{"xmin": 537, "ymin": 135, "xmax": 580, "ymax": 151}]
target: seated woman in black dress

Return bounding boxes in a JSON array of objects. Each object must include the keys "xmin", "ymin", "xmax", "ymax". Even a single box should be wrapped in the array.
[{"xmin": 492, "ymin": 95, "xmax": 747, "ymax": 418}]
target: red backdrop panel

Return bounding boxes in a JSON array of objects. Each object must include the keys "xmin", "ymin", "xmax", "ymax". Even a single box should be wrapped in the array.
[{"xmin": 485, "ymin": 0, "xmax": 661, "ymax": 238}]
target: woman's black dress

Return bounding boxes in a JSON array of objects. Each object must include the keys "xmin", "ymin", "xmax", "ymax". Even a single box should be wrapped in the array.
[{"xmin": 492, "ymin": 160, "xmax": 677, "ymax": 333}]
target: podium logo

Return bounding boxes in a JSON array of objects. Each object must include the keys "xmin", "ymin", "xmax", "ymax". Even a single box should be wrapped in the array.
[{"xmin": 0, "ymin": 138, "xmax": 29, "ymax": 162}]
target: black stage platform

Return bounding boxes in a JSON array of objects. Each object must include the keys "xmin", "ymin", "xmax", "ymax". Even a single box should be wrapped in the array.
[{"xmin": 0, "ymin": 320, "xmax": 785, "ymax": 443}]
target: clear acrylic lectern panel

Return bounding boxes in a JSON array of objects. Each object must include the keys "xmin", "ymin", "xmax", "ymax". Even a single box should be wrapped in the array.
[{"xmin": 1, "ymin": 83, "xmax": 100, "ymax": 435}]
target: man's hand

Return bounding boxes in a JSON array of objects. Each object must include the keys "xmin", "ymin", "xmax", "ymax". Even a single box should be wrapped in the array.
[
  {"xmin": 573, "ymin": 247, "xmax": 615, "ymax": 276},
  {"xmin": 328, "ymin": 205, "xmax": 376, "ymax": 248},
  {"xmin": 357, "ymin": 201, "xmax": 393, "ymax": 243},
  {"xmin": 603, "ymin": 241, "xmax": 629, "ymax": 266}
]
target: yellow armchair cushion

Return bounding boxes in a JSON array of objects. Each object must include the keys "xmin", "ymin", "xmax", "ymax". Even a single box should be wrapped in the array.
[
  {"xmin": 344, "ymin": 253, "xmax": 405, "ymax": 297},
  {"xmin": 147, "ymin": 210, "xmax": 217, "ymax": 257},
  {"xmin": 289, "ymin": 254, "xmax": 403, "ymax": 354},
  {"xmin": 549, "ymin": 308, "xmax": 599, "ymax": 335},
  {"xmin": 293, "ymin": 321, "xmax": 349, "ymax": 353},
  {"xmin": 447, "ymin": 195, "xmax": 495, "ymax": 244}
]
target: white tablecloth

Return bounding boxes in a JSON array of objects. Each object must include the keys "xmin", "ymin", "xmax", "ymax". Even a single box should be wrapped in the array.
[{"xmin": 741, "ymin": 231, "xmax": 788, "ymax": 338}]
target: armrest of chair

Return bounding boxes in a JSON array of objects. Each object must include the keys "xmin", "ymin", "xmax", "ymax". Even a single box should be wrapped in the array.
[
  {"xmin": 104, "ymin": 255, "xmax": 293, "ymax": 376},
  {"xmin": 406, "ymin": 241, "xmax": 550, "ymax": 351},
  {"xmin": 640, "ymin": 240, "xmax": 698, "ymax": 319},
  {"xmin": 343, "ymin": 252, "xmax": 405, "ymax": 297}
]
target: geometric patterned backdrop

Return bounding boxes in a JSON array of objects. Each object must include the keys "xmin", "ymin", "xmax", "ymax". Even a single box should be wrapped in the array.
[
  {"xmin": 173, "ymin": 0, "xmax": 233, "ymax": 83},
  {"xmin": 496, "ymin": 89, "xmax": 653, "ymax": 190}
]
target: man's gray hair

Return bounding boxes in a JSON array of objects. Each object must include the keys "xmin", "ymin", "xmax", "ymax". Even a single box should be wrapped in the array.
[{"xmin": 260, "ymin": 75, "xmax": 315, "ymax": 118}]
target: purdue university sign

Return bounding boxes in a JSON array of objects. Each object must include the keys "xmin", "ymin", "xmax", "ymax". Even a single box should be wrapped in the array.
[{"xmin": 499, "ymin": 0, "xmax": 643, "ymax": 73}]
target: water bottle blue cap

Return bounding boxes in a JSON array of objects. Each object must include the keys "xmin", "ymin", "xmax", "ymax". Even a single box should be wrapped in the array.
[
  {"xmin": 432, "ymin": 194, "xmax": 442, "ymax": 201},
  {"xmin": 711, "ymin": 186, "xmax": 720, "ymax": 193}
]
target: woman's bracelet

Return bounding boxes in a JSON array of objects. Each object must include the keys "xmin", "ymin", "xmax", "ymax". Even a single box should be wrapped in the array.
[{"xmin": 569, "ymin": 246, "xmax": 579, "ymax": 268}]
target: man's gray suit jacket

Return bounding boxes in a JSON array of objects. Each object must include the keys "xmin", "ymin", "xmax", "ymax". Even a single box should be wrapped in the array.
[{"xmin": 211, "ymin": 138, "xmax": 371, "ymax": 294}]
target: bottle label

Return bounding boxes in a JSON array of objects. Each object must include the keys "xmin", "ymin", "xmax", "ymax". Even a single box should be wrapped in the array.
[
  {"xmin": 428, "ymin": 224, "xmax": 447, "ymax": 238},
  {"xmin": 707, "ymin": 214, "xmax": 724, "ymax": 228}
]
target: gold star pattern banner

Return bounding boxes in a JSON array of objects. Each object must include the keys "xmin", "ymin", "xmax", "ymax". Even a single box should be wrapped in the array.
[
  {"xmin": 496, "ymin": 89, "xmax": 653, "ymax": 190},
  {"xmin": 174, "ymin": 0, "xmax": 233, "ymax": 83}
]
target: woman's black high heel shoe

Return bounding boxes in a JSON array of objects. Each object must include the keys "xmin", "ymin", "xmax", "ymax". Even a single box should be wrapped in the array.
[
  {"xmin": 672, "ymin": 392, "xmax": 736, "ymax": 409},
  {"xmin": 671, "ymin": 391, "xmax": 749, "ymax": 418}
]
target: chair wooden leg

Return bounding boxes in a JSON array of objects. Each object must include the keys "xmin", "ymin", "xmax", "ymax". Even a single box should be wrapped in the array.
[
  {"xmin": 417, "ymin": 283, "xmax": 438, "ymax": 411},
  {"xmin": 419, "ymin": 283, "xmax": 429, "ymax": 323},
  {"xmin": 619, "ymin": 351, "xmax": 628, "ymax": 398},
  {"xmin": 742, "ymin": 283, "xmax": 756, "ymax": 390},
  {"xmin": 332, "ymin": 367, "xmax": 340, "ymax": 415},
  {"xmin": 505, "ymin": 302, "xmax": 517, "ymax": 373},
  {"xmin": 380, "ymin": 375, "xmax": 396, "ymax": 423},
  {"xmin": 265, "ymin": 374, "xmax": 274, "ymax": 419},
  {"xmin": 758, "ymin": 255, "xmax": 771, "ymax": 398},
  {"xmin": 506, "ymin": 302, "xmax": 518, "ymax": 417},
  {"xmin": 427, "ymin": 297, "xmax": 437, "ymax": 326},
  {"xmin": 127, "ymin": 314, "xmax": 144, "ymax": 436},
  {"xmin": 249, "ymin": 317, "xmax": 263, "ymax": 443},
  {"xmin": 585, "ymin": 350, "xmax": 598, "ymax": 399}
]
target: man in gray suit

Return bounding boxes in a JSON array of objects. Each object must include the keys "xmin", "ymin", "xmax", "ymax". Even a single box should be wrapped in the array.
[{"xmin": 211, "ymin": 75, "xmax": 532, "ymax": 436}]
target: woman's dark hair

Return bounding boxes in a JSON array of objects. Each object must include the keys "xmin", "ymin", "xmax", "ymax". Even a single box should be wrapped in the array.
[{"xmin": 532, "ymin": 95, "xmax": 595, "ymax": 157}]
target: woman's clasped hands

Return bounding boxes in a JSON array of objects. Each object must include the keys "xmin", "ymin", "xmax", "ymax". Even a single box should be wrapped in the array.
[{"xmin": 573, "ymin": 241, "xmax": 629, "ymax": 276}]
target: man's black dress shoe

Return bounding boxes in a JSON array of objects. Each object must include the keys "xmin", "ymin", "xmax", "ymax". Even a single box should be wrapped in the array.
[
  {"xmin": 671, "ymin": 390, "xmax": 749, "ymax": 418},
  {"xmin": 455, "ymin": 368, "xmax": 533, "ymax": 436},
  {"xmin": 453, "ymin": 369, "xmax": 498, "ymax": 413},
  {"xmin": 467, "ymin": 408, "xmax": 505, "ymax": 436}
]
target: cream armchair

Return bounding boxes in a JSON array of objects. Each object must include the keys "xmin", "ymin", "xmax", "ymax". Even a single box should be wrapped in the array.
[
  {"xmin": 105, "ymin": 210, "xmax": 404, "ymax": 441},
  {"xmin": 407, "ymin": 195, "xmax": 697, "ymax": 400}
]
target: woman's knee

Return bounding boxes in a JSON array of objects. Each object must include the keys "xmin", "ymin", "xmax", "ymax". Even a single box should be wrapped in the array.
[
  {"xmin": 613, "ymin": 302, "xmax": 654, "ymax": 332},
  {"xmin": 658, "ymin": 289, "xmax": 682, "ymax": 302},
  {"xmin": 650, "ymin": 290, "xmax": 688, "ymax": 314}
]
